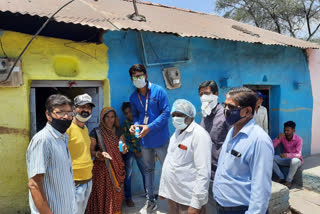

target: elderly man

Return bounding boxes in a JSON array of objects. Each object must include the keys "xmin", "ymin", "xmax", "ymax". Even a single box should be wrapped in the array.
[
  {"xmin": 26, "ymin": 94, "xmax": 75, "ymax": 214},
  {"xmin": 213, "ymin": 87, "xmax": 274, "ymax": 214},
  {"xmin": 253, "ymin": 91, "xmax": 268, "ymax": 133},
  {"xmin": 159, "ymin": 99, "xmax": 212, "ymax": 214},
  {"xmin": 66, "ymin": 93, "xmax": 95, "ymax": 214},
  {"xmin": 198, "ymin": 80, "xmax": 231, "ymax": 214}
]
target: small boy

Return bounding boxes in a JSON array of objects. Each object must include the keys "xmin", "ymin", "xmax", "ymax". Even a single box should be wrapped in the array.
[{"xmin": 122, "ymin": 102, "xmax": 146, "ymax": 207}]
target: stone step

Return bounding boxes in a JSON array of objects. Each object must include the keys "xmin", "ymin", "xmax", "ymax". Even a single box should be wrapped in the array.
[
  {"xmin": 293, "ymin": 154, "xmax": 320, "ymax": 193},
  {"xmin": 289, "ymin": 188, "xmax": 320, "ymax": 214},
  {"xmin": 269, "ymin": 182, "xmax": 290, "ymax": 214}
]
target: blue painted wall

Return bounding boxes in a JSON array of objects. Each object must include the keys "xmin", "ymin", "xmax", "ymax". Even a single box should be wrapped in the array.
[{"xmin": 105, "ymin": 30, "xmax": 313, "ymax": 194}]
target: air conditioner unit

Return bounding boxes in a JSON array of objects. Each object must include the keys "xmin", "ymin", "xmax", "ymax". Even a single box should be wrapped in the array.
[{"xmin": 0, "ymin": 58, "xmax": 23, "ymax": 87}]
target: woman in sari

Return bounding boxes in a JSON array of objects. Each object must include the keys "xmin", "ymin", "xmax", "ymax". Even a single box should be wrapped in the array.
[{"xmin": 86, "ymin": 107, "xmax": 127, "ymax": 214}]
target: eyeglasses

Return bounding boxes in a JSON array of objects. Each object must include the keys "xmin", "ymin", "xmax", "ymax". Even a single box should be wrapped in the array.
[
  {"xmin": 222, "ymin": 102, "xmax": 242, "ymax": 110},
  {"xmin": 52, "ymin": 110, "xmax": 75, "ymax": 117},
  {"xmin": 132, "ymin": 75, "xmax": 145, "ymax": 81}
]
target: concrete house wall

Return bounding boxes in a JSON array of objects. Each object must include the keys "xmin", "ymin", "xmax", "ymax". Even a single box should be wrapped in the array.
[
  {"xmin": 0, "ymin": 30, "xmax": 109, "ymax": 213},
  {"xmin": 105, "ymin": 30, "xmax": 313, "ymax": 194}
]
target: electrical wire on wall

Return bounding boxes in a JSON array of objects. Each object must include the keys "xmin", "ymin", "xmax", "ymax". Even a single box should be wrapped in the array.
[{"xmin": 0, "ymin": 0, "xmax": 75, "ymax": 83}]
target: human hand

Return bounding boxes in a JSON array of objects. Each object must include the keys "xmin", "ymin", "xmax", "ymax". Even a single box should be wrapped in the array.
[
  {"xmin": 121, "ymin": 144, "xmax": 128, "ymax": 154},
  {"xmin": 280, "ymin": 153, "xmax": 287, "ymax": 158},
  {"xmin": 96, "ymin": 151, "xmax": 112, "ymax": 160},
  {"xmin": 187, "ymin": 207, "xmax": 200, "ymax": 214},
  {"xmin": 137, "ymin": 125, "xmax": 150, "ymax": 138},
  {"xmin": 278, "ymin": 133, "xmax": 285, "ymax": 140},
  {"xmin": 129, "ymin": 125, "xmax": 136, "ymax": 135}
]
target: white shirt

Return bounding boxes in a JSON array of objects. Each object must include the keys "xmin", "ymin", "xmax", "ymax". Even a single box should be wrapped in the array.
[
  {"xmin": 159, "ymin": 121, "xmax": 212, "ymax": 209},
  {"xmin": 253, "ymin": 105, "xmax": 268, "ymax": 133}
]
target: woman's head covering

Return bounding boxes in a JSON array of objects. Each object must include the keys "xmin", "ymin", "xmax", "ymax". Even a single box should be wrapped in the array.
[
  {"xmin": 100, "ymin": 107, "xmax": 120, "ymax": 128},
  {"xmin": 171, "ymin": 99, "xmax": 196, "ymax": 118}
]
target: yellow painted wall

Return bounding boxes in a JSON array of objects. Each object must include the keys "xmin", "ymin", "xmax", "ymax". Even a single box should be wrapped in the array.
[{"xmin": 0, "ymin": 31, "xmax": 109, "ymax": 213}]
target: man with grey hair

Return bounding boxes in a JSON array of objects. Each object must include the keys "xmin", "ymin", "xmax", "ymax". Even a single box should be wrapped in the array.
[
  {"xmin": 159, "ymin": 99, "xmax": 212, "ymax": 214},
  {"xmin": 27, "ymin": 94, "xmax": 76, "ymax": 214}
]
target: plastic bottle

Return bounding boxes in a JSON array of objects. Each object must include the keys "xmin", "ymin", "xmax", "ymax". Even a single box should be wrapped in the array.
[
  {"xmin": 135, "ymin": 126, "xmax": 140, "ymax": 138},
  {"xmin": 119, "ymin": 140, "xmax": 123, "ymax": 152}
]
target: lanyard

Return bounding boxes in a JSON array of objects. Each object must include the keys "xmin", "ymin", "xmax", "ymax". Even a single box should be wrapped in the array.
[{"xmin": 138, "ymin": 92, "xmax": 149, "ymax": 116}]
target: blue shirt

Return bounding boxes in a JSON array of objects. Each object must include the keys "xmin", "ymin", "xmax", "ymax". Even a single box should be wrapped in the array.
[
  {"xmin": 130, "ymin": 82, "xmax": 170, "ymax": 148},
  {"xmin": 26, "ymin": 123, "xmax": 76, "ymax": 214},
  {"xmin": 213, "ymin": 119, "xmax": 274, "ymax": 214}
]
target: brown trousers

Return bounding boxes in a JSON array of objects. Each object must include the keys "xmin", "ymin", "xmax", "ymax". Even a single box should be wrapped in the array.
[{"xmin": 168, "ymin": 199, "xmax": 206, "ymax": 214}]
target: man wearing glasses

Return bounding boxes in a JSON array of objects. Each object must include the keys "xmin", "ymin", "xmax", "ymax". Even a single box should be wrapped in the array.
[
  {"xmin": 128, "ymin": 64, "xmax": 170, "ymax": 213},
  {"xmin": 213, "ymin": 87, "xmax": 274, "ymax": 214},
  {"xmin": 27, "ymin": 94, "xmax": 76, "ymax": 214}
]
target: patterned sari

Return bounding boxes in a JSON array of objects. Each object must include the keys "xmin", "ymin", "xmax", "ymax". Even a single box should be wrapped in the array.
[{"xmin": 86, "ymin": 107, "xmax": 125, "ymax": 214}]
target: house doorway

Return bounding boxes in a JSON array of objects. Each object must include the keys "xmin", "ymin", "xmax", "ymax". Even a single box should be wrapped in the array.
[
  {"xmin": 30, "ymin": 80, "xmax": 104, "ymax": 137},
  {"xmin": 244, "ymin": 85, "xmax": 271, "ymax": 133}
]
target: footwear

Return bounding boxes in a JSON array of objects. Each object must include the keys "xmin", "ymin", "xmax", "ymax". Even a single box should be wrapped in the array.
[
  {"xmin": 125, "ymin": 199, "xmax": 135, "ymax": 207},
  {"xmin": 284, "ymin": 182, "xmax": 292, "ymax": 189},
  {"xmin": 146, "ymin": 200, "xmax": 158, "ymax": 213}
]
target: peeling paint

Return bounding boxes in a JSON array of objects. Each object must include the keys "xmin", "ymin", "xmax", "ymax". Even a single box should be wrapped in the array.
[{"xmin": 0, "ymin": 126, "xmax": 28, "ymax": 136}]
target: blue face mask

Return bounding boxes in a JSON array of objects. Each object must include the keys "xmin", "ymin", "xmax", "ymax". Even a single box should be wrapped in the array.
[{"xmin": 224, "ymin": 108, "xmax": 245, "ymax": 125}]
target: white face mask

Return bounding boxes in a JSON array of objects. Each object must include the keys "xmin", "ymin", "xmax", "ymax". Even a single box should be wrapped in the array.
[
  {"xmin": 133, "ymin": 78, "xmax": 147, "ymax": 88},
  {"xmin": 75, "ymin": 113, "xmax": 92, "ymax": 123},
  {"xmin": 172, "ymin": 116, "xmax": 187, "ymax": 130},
  {"xmin": 200, "ymin": 94, "xmax": 218, "ymax": 117}
]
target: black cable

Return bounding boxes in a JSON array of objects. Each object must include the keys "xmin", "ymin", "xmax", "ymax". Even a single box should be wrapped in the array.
[{"xmin": 0, "ymin": 0, "xmax": 75, "ymax": 83}]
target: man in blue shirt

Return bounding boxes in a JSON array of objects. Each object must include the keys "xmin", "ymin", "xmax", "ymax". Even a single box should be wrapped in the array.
[
  {"xmin": 128, "ymin": 64, "xmax": 170, "ymax": 213},
  {"xmin": 213, "ymin": 87, "xmax": 274, "ymax": 214}
]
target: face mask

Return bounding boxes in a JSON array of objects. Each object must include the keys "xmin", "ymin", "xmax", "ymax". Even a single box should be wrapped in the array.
[
  {"xmin": 224, "ymin": 108, "xmax": 245, "ymax": 126},
  {"xmin": 200, "ymin": 94, "xmax": 218, "ymax": 117},
  {"xmin": 172, "ymin": 116, "xmax": 187, "ymax": 130},
  {"xmin": 51, "ymin": 118, "xmax": 72, "ymax": 133},
  {"xmin": 75, "ymin": 112, "xmax": 92, "ymax": 123},
  {"xmin": 133, "ymin": 78, "xmax": 146, "ymax": 88}
]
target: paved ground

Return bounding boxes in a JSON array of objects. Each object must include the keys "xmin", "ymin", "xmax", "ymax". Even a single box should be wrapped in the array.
[
  {"xmin": 122, "ymin": 194, "xmax": 169, "ymax": 214},
  {"xmin": 289, "ymin": 187, "xmax": 320, "ymax": 214}
]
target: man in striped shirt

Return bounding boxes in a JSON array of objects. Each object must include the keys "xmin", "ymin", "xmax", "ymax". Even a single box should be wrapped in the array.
[{"xmin": 27, "ymin": 94, "xmax": 76, "ymax": 214}]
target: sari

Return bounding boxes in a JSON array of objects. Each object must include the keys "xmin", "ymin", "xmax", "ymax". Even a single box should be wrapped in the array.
[{"xmin": 86, "ymin": 107, "xmax": 126, "ymax": 214}]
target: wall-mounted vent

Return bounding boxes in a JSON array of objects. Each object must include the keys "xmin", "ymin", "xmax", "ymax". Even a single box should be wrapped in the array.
[{"xmin": 232, "ymin": 25, "xmax": 260, "ymax": 38}]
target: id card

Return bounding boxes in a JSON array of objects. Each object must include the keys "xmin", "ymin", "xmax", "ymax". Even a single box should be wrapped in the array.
[{"xmin": 143, "ymin": 116, "xmax": 149, "ymax": 125}]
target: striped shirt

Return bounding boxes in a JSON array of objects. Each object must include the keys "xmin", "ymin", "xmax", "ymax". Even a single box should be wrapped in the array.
[{"xmin": 26, "ymin": 123, "xmax": 76, "ymax": 214}]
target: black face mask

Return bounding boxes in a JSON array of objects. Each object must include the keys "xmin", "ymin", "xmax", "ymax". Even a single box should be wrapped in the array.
[{"xmin": 51, "ymin": 117, "xmax": 72, "ymax": 133}]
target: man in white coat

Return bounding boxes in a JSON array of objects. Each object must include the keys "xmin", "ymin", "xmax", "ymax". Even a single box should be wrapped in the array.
[{"xmin": 159, "ymin": 99, "xmax": 212, "ymax": 214}]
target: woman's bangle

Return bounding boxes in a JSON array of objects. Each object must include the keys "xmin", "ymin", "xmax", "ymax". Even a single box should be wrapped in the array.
[{"xmin": 95, "ymin": 152, "xmax": 99, "ymax": 158}]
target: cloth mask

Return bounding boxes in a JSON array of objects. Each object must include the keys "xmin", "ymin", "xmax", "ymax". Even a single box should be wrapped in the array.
[
  {"xmin": 172, "ymin": 116, "xmax": 188, "ymax": 130},
  {"xmin": 224, "ymin": 108, "xmax": 245, "ymax": 125},
  {"xmin": 200, "ymin": 94, "xmax": 218, "ymax": 117},
  {"xmin": 133, "ymin": 78, "xmax": 147, "ymax": 89},
  {"xmin": 75, "ymin": 113, "xmax": 92, "ymax": 123},
  {"xmin": 51, "ymin": 118, "xmax": 72, "ymax": 133}
]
